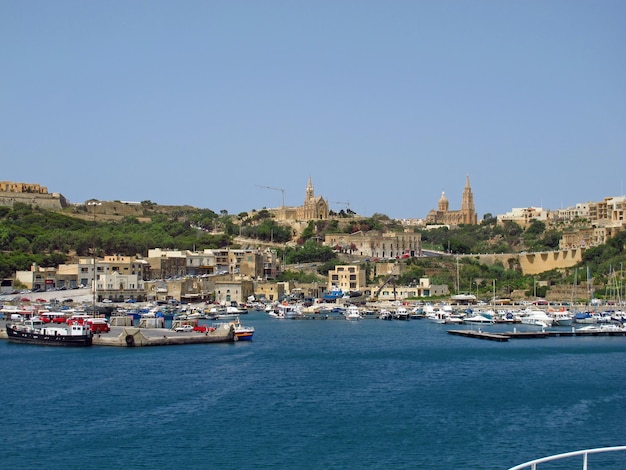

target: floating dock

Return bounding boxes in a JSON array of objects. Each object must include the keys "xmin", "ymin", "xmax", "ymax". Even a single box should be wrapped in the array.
[
  {"xmin": 447, "ymin": 330, "xmax": 511, "ymax": 342},
  {"xmin": 448, "ymin": 328, "xmax": 626, "ymax": 341}
]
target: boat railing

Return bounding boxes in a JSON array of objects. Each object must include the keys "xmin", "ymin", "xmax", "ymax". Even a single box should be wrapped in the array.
[{"xmin": 508, "ymin": 445, "xmax": 626, "ymax": 470}]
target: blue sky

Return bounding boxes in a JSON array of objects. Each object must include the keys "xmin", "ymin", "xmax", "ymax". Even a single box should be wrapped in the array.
[{"xmin": 2, "ymin": 1, "xmax": 625, "ymax": 220}]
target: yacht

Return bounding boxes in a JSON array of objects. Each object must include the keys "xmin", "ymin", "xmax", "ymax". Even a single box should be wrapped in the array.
[{"xmin": 519, "ymin": 309, "xmax": 554, "ymax": 328}]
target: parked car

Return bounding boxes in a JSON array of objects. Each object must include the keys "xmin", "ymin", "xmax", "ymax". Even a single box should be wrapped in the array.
[{"xmin": 174, "ymin": 324, "xmax": 194, "ymax": 332}]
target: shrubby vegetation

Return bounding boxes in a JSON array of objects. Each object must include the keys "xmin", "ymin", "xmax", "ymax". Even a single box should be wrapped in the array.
[
  {"xmin": 418, "ymin": 218, "xmax": 560, "ymax": 254},
  {"xmin": 0, "ymin": 204, "xmax": 231, "ymax": 279}
]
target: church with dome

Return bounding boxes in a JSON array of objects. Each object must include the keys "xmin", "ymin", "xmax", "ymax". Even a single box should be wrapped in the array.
[{"xmin": 425, "ymin": 176, "xmax": 478, "ymax": 225}]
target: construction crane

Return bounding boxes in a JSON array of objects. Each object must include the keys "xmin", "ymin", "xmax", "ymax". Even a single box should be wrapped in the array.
[
  {"xmin": 371, "ymin": 275, "xmax": 397, "ymax": 302},
  {"xmin": 257, "ymin": 185, "xmax": 286, "ymax": 208},
  {"xmin": 331, "ymin": 201, "xmax": 351, "ymax": 210}
]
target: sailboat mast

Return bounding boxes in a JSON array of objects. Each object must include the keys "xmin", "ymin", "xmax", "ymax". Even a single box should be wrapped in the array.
[{"xmin": 456, "ymin": 254, "xmax": 460, "ymax": 295}]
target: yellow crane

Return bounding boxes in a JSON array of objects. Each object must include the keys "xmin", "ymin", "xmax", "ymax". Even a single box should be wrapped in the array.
[{"xmin": 371, "ymin": 275, "xmax": 397, "ymax": 302}]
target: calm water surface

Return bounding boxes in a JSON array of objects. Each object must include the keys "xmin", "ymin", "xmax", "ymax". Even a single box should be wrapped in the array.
[{"xmin": 2, "ymin": 313, "xmax": 625, "ymax": 469}]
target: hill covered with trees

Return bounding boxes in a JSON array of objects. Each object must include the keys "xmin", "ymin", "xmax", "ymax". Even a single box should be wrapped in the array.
[{"xmin": 1, "ymin": 203, "xmax": 624, "ymax": 302}]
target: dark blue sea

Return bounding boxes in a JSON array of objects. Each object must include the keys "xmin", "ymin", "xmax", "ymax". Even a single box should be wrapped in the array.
[{"xmin": 2, "ymin": 313, "xmax": 625, "ymax": 469}]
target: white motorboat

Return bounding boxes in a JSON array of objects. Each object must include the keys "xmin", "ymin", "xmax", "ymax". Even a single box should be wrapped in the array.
[
  {"xmin": 463, "ymin": 314, "xmax": 494, "ymax": 325},
  {"xmin": 550, "ymin": 310, "xmax": 574, "ymax": 326},
  {"xmin": 519, "ymin": 309, "xmax": 554, "ymax": 328},
  {"xmin": 577, "ymin": 324, "xmax": 623, "ymax": 332},
  {"xmin": 444, "ymin": 314, "xmax": 465, "ymax": 325},
  {"xmin": 425, "ymin": 310, "xmax": 450, "ymax": 324},
  {"xmin": 269, "ymin": 303, "xmax": 304, "ymax": 319},
  {"xmin": 379, "ymin": 309, "xmax": 393, "ymax": 320},
  {"xmin": 345, "ymin": 305, "xmax": 362, "ymax": 321},
  {"xmin": 394, "ymin": 307, "xmax": 410, "ymax": 321}
]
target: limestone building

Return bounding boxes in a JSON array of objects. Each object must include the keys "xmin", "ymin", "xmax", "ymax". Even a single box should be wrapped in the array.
[
  {"xmin": 497, "ymin": 207, "xmax": 549, "ymax": 228},
  {"xmin": 328, "ymin": 264, "xmax": 368, "ymax": 293},
  {"xmin": 426, "ymin": 176, "xmax": 477, "ymax": 225},
  {"xmin": 270, "ymin": 178, "xmax": 329, "ymax": 221},
  {"xmin": 324, "ymin": 230, "xmax": 422, "ymax": 259}
]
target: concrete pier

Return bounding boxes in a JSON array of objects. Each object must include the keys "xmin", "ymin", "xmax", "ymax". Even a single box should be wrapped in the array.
[{"xmin": 92, "ymin": 324, "xmax": 236, "ymax": 347}]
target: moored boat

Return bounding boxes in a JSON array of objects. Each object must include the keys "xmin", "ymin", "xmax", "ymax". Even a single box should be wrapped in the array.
[
  {"xmin": 232, "ymin": 318, "xmax": 255, "ymax": 340},
  {"xmin": 463, "ymin": 314, "xmax": 494, "ymax": 325},
  {"xmin": 576, "ymin": 324, "xmax": 624, "ymax": 332},
  {"xmin": 573, "ymin": 312, "xmax": 596, "ymax": 324},
  {"xmin": 324, "ymin": 286, "xmax": 344, "ymax": 300},
  {"xmin": 268, "ymin": 303, "xmax": 304, "ymax": 319},
  {"xmin": 519, "ymin": 309, "xmax": 553, "ymax": 328},
  {"xmin": 6, "ymin": 319, "xmax": 92, "ymax": 347},
  {"xmin": 394, "ymin": 307, "xmax": 410, "ymax": 321},
  {"xmin": 425, "ymin": 310, "xmax": 449, "ymax": 324},
  {"xmin": 345, "ymin": 305, "xmax": 362, "ymax": 321},
  {"xmin": 379, "ymin": 309, "xmax": 393, "ymax": 320},
  {"xmin": 550, "ymin": 309, "xmax": 574, "ymax": 326}
]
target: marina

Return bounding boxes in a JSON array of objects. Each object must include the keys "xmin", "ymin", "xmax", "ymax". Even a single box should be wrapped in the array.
[{"xmin": 2, "ymin": 299, "xmax": 626, "ymax": 348}]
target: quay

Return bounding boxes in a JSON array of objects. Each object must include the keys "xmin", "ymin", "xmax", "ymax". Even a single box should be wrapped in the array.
[
  {"xmin": 301, "ymin": 314, "xmax": 356, "ymax": 320},
  {"xmin": 448, "ymin": 328, "xmax": 626, "ymax": 341},
  {"xmin": 92, "ymin": 324, "xmax": 236, "ymax": 347}
]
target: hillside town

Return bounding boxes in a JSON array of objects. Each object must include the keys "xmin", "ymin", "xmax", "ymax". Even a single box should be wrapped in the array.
[{"xmin": 0, "ymin": 178, "xmax": 624, "ymax": 306}]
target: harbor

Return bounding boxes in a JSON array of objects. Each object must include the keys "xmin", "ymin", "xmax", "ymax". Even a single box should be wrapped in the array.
[
  {"xmin": 2, "ymin": 290, "xmax": 626, "ymax": 347},
  {"xmin": 3, "ymin": 309, "xmax": 626, "ymax": 470}
]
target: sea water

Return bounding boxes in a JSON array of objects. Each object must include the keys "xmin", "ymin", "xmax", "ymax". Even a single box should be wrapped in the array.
[{"xmin": 2, "ymin": 313, "xmax": 625, "ymax": 469}]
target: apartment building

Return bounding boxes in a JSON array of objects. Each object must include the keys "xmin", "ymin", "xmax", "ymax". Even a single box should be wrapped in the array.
[
  {"xmin": 497, "ymin": 207, "xmax": 549, "ymax": 228},
  {"xmin": 328, "ymin": 264, "xmax": 367, "ymax": 293}
]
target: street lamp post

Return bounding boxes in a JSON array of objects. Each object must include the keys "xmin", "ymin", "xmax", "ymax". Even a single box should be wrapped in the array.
[{"xmin": 87, "ymin": 201, "xmax": 101, "ymax": 314}]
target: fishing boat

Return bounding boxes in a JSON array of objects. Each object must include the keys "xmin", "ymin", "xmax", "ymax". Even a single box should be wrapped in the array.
[
  {"xmin": 379, "ymin": 309, "xmax": 393, "ymax": 320},
  {"xmin": 345, "ymin": 305, "xmax": 362, "ymax": 321},
  {"xmin": 6, "ymin": 318, "xmax": 92, "ymax": 347},
  {"xmin": 231, "ymin": 318, "xmax": 255, "ymax": 340},
  {"xmin": 425, "ymin": 309, "xmax": 449, "ymax": 324},
  {"xmin": 324, "ymin": 286, "xmax": 344, "ymax": 300},
  {"xmin": 394, "ymin": 307, "xmax": 410, "ymax": 321}
]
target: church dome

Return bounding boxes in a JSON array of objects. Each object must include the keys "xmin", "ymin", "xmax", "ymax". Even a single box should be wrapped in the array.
[{"xmin": 438, "ymin": 191, "xmax": 449, "ymax": 211}]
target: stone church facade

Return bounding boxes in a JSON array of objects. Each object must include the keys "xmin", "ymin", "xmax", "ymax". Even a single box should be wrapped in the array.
[
  {"xmin": 271, "ymin": 178, "xmax": 329, "ymax": 221},
  {"xmin": 426, "ymin": 175, "xmax": 478, "ymax": 225}
]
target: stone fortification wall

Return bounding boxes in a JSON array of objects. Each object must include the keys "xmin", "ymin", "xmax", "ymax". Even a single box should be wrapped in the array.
[
  {"xmin": 518, "ymin": 249, "xmax": 584, "ymax": 275},
  {"xmin": 468, "ymin": 248, "xmax": 585, "ymax": 275},
  {"xmin": 0, "ymin": 191, "xmax": 67, "ymax": 210}
]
